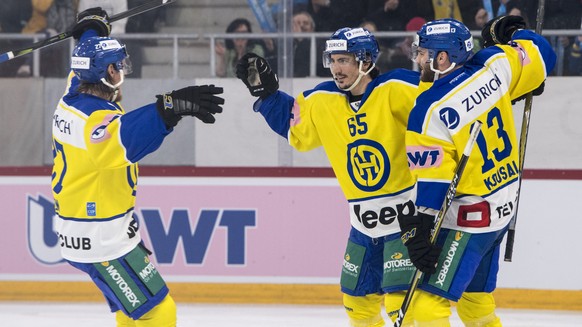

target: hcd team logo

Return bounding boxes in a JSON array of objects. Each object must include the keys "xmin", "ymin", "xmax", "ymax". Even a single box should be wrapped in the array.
[{"xmin": 347, "ymin": 139, "xmax": 390, "ymax": 192}]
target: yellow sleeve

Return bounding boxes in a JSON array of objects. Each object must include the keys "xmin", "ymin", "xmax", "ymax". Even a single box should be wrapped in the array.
[{"xmin": 84, "ymin": 110, "xmax": 132, "ymax": 169}]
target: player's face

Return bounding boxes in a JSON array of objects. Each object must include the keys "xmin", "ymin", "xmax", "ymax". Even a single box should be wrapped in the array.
[
  {"xmin": 415, "ymin": 47, "xmax": 436, "ymax": 82},
  {"xmin": 329, "ymin": 53, "xmax": 360, "ymax": 90},
  {"xmin": 108, "ymin": 65, "xmax": 123, "ymax": 101}
]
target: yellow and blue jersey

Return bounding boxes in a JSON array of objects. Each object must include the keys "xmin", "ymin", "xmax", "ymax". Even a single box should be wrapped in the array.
[
  {"xmin": 256, "ymin": 69, "xmax": 429, "ymax": 238},
  {"xmin": 406, "ymin": 30, "xmax": 557, "ymax": 233},
  {"xmin": 52, "ymin": 72, "xmax": 171, "ymax": 262}
]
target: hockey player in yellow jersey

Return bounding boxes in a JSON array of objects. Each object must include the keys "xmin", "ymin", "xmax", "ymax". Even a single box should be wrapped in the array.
[
  {"xmin": 398, "ymin": 17, "xmax": 556, "ymax": 326},
  {"xmin": 236, "ymin": 27, "xmax": 430, "ymax": 327},
  {"xmin": 51, "ymin": 8, "xmax": 224, "ymax": 327}
]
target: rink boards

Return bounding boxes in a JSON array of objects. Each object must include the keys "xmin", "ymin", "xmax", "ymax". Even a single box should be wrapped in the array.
[{"xmin": 0, "ymin": 172, "xmax": 581, "ymax": 311}]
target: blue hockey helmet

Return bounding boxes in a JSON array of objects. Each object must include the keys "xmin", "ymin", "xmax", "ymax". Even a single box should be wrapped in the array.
[
  {"xmin": 322, "ymin": 27, "xmax": 379, "ymax": 68},
  {"xmin": 71, "ymin": 36, "xmax": 131, "ymax": 83},
  {"xmin": 414, "ymin": 18, "xmax": 474, "ymax": 66}
]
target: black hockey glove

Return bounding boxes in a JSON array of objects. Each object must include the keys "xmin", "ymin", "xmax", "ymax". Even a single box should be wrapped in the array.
[
  {"xmin": 511, "ymin": 80, "xmax": 546, "ymax": 104},
  {"xmin": 156, "ymin": 85, "xmax": 225, "ymax": 127},
  {"xmin": 399, "ymin": 212, "xmax": 441, "ymax": 275},
  {"xmin": 71, "ymin": 7, "xmax": 111, "ymax": 40},
  {"xmin": 481, "ymin": 15, "xmax": 527, "ymax": 48},
  {"xmin": 236, "ymin": 52, "xmax": 279, "ymax": 99}
]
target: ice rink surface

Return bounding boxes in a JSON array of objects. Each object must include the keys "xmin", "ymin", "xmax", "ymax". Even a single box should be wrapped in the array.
[{"xmin": 1, "ymin": 302, "xmax": 582, "ymax": 326}]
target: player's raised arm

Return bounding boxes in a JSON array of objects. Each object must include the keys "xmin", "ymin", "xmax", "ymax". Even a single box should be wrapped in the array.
[
  {"xmin": 51, "ymin": 7, "xmax": 223, "ymax": 325},
  {"xmin": 480, "ymin": 15, "xmax": 556, "ymax": 102},
  {"xmin": 235, "ymin": 52, "xmax": 296, "ymax": 139}
]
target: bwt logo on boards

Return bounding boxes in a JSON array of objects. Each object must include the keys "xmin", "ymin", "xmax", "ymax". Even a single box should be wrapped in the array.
[{"xmin": 27, "ymin": 194, "xmax": 257, "ymax": 266}]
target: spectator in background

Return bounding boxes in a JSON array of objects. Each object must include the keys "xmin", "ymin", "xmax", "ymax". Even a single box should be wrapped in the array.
[
  {"xmin": 366, "ymin": 16, "xmax": 426, "ymax": 72},
  {"xmin": 399, "ymin": 0, "xmax": 434, "ymax": 22},
  {"xmin": 540, "ymin": 0, "xmax": 582, "ymax": 75},
  {"xmin": 15, "ymin": 0, "xmax": 53, "ymax": 77},
  {"xmin": 431, "ymin": 0, "xmax": 462, "ymax": 21},
  {"xmin": 466, "ymin": 7, "xmax": 489, "ymax": 52},
  {"xmin": 481, "ymin": 0, "xmax": 516, "ymax": 22},
  {"xmin": 327, "ymin": 0, "xmax": 369, "ymax": 31},
  {"xmin": 125, "ymin": 0, "xmax": 167, "ymax": 78},
  {"xmin": 393, "ymin": 16, "xmax": 426, "ymax": 68},
  {"xmin": 359, "ymin": 21, "xmax": 390, "ymax": 71},
  {"xmin": 505, "ymin": 2, "xmax": 530, "ymax": 27},
  {"xmin": 304, "ymin": 0, "xmax": 334, "ymax": 32},
  {"xmin": 304, "ymin": 0, "xmax": 376, "ymax": 32},
  {"xmin": 292, "ymin": 10, "xmax": 315, "ymax": 77},
  {"xmin": 21, "ymin": 0, "xmax": 53, "ymax": 35},
  {"xmin": 1, "ymin": 0, "xmax": 78, "ymax": 77},
  {"xmin": 41, "ymin": 0, "xmax": 79, "ymax": 77},
  {"xmin": 0, "ymin": 0, "xmax": 32, "ymax": 77},
  {"xmin": 289, "ymin": 9, "xmax": 330, "ymax": 77},
  {"xmin": 215, "ymin": 18, "xmax": 267, "ymax": 77},
  {"xmin": 365, "ymin": 0, "xmax": 406, "ymax": 49},
  {"xmin": 567, "ymin": 36, "xmax": 582, "ymax": 75}
]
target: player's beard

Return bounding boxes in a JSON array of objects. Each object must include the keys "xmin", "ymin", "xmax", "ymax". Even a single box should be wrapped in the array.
[
  {"xmin": 333, "ymin": 73, "xmax": 353, "ymax": 90},
  {"xmin": 420, "ymin": 61, "xmax": 436, "ymax": 82}
]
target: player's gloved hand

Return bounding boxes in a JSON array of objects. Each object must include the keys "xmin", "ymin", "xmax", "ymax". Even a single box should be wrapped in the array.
[
  {"xmin": 71, "ymin": 7, "xmax": 111, "ymax": 40},
  {"xmin": 481, "ymin": 15, "xmax": 527, "ymax": 48},
  {"xmin": 398, "ymin": 212, "xmax": 441, "ymax": 275},
  {"xmin": 511, "ymin": 80, "xmax": 545, "ymax": 104},
  {"xmin": 236, "ymin": 52, "xmax": 279, "ymax": 99},
  {"xmin": 156, "ymin": 85, "xmax": 225, "ymax": 127}
]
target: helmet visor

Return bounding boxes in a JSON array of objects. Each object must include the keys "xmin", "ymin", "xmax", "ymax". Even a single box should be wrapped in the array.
[{"xmin": 115, "ymin": 57, "xmax": 133, "ymax": 76}]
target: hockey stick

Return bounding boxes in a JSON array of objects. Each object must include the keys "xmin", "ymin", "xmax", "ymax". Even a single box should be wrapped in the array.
[
  {"xmin": 394, "ymin": 121, "xmax": 482, "ymax": 327},
  {"xmin": 0, "ymin": 0, "xmax": 176, "ymax": 64},
  {"xmin": 503, "ymin": 0, "xmax": 546, "ymax": 262}
]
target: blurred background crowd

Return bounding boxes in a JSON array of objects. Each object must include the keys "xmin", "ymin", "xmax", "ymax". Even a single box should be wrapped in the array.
[{"xmin": 0, "ymin": 0, "xmax": 581, "ymax": 78}]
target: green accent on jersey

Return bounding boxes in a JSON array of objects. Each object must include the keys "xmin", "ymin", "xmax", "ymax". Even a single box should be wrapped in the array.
[
  {"xmin": 428, "ymin": 231, "xmax": 471, "ymax": 291},
  {"xmin": 94, "ymin": 259, "xmax": 147, "ymax": 313},
  {"xmin": 125, "ymin": 246, "xmax": 166, "ymax": 296},
  {"xmin": 340, "ymin": 240, "xmax": 366, "ymax": 291},
  {"xmin": 382, "ymin": 238, "xmax": 415, "ymax": 288}
]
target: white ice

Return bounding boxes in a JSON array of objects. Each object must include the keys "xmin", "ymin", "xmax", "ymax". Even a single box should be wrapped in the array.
[{"xmin": 1, "ymin": 302, "xmax": 581, "ymax": 326}]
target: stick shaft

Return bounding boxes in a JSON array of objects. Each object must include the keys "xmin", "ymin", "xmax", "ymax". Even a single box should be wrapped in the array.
[
  {"xmin": 0, "ymin": 0, "xmax": 175, "ymax": 64},
  {"xmin": 394, "ymin": 121, "xmax": 482, "ymax": 327},
  {"xmin": 504, "ymin": 0, "xmax": 545, "ymax": 262}
]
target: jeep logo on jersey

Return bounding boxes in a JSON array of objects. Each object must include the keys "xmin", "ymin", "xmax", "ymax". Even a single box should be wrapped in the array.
[
  {"xmin": 347, "ymin": 139, "xmax": 390, "ymax": 192},
  {"xmin": 354, "ymin": 200, "xmax": 414, "ymax": 229},
  {"xmin": 439, "ymin": 107, "xmax": 460, "ymax": 129}
]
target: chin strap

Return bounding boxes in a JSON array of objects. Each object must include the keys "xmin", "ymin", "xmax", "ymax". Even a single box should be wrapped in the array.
[
  {"xmin": 101, "ymin": 70, "xmax": 125, "ymax": 101},
  {"xmin": 337, "ymin": 61, "xmax": 376, "ymax": 92},
  {"xmin": 429, "ymin": 59, "xmax": 457, "ymax": 81}
]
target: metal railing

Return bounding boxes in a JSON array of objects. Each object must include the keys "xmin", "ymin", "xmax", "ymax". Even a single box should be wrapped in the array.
[{"xmin": 1, "ymin": 30, "xmax": 580, "ymax": 78}]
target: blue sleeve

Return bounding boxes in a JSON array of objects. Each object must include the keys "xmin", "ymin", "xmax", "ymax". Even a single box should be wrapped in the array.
[
  {"xmin": 513, "ymin": 29, "xmax": 557, "ymax": 75},
  {"xmin": 79, "ymin": 29, "xmax": 100, "ymax": 42},
  {"xmin": 252, "ymin": 91, "xmax": 295, "ymax": 139},
  {"xmin": 119, "ymin": 103, "xmax": 172, "ymax": 163}
]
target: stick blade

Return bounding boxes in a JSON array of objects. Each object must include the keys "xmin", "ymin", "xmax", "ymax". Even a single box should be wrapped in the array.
[{"xmin": 0, "ymin": 52, "xmax": 14, "ymax": 64}]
